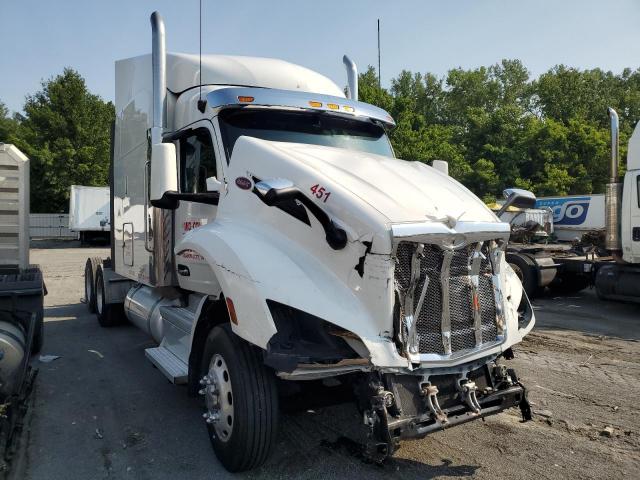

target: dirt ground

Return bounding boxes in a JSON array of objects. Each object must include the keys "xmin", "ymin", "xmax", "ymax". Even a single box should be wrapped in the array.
[{"xmin": 10, "ymin": 243, "xmax": 640, "ymax": 479}]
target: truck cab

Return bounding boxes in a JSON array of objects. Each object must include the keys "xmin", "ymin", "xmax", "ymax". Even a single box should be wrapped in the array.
[
  {"xmin": 86, "ymin": 12, "xmax": 535, "ymax": 472},
  {"xmin": 594, "ymin": 108, "xmax": 640, "ymax": 301}
]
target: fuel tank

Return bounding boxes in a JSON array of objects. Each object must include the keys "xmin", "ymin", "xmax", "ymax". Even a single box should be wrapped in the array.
[
  {"xmin": 124, "ymin": 285, "xmax": 179, "ymax": 342},
  {"xmin": 0, "ymin": 319, "xmax": 26, "ymax": 397}
]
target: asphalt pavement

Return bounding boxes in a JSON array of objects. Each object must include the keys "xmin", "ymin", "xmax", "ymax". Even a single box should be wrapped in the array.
[{"xmin": 11, "ymin": 243, "xmax": 640, "ymax": 479}]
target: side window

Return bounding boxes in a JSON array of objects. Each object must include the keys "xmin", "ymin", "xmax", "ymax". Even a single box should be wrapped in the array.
[{"xmin": 179, "ymin": 130, "xmax": 217, "ymax": 194}]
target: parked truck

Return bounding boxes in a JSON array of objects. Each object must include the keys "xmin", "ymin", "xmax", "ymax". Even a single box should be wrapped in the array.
[
  {"xmin": 0, "ymin": 144, "xmax": 44, "ymax": 467},
  {"xmin": 84, "ymin": 12, "xmax": 534, "ymax": 471},
  {"xmin": 68, "ymin": 185, "xmax": 110, "ymax": 245},
  {"xmin": 593, "ymin": 108, "xmax": 640, "ymax": 301},
  {"xmin": 494, "ymin": 195, "xmax": 596, "ymax": 298},
  {"xmin": 497, "ymin": 108, "xmax": 640, "ymax": 302}
]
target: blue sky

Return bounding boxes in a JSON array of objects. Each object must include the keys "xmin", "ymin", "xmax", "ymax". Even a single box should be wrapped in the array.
[{"xmin": 2, "ymin": 0, "xmax": 640, "ymax": 114}]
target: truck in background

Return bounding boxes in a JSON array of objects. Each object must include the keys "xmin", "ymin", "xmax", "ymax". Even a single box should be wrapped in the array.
[
  {"xmin": 68, "ymin": 185, "xmax": 110, "ymax": 245},
  {"xmin": 497, "ymin": 108, "xmax": 640, "ymax": 303},
  {"xmin": 84, "ymin": 12, "xmax": 534, "ymax": 472},
  {"xmin": 494, "ymin": 195, "xmax": 596, "ymax": 298},
  {"xmin": 0, "ymin": 144, "xmax": 44, "ymax": 467},
  {"xmin": 536, "ymin": 194, "xmax": 605, "ymax": 242},
  {"xmin": 593, "ymin": 108, "xmax": 640, "ymax": 302}
]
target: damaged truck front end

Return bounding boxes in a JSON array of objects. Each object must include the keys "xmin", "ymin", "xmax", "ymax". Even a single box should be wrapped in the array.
[
  {"xmin": 186, "ymin": 88, "xmax": 537, "ymax": 460},
  {"xmin": 258, "ymin": 219, "xmax": 534, "ymax": 459},
  {"xmin": 222, "ymin": 175, "xmax": 536, "ymax": 459}
]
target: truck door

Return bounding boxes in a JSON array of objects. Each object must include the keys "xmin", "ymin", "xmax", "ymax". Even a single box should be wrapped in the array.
[{"xmin": 173, "ymin": 123, "xmax": 220, "ymax": 242}]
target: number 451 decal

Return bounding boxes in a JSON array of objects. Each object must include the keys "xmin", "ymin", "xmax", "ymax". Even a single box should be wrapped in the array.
[{"xmin": 310, "ymin": 184, "xmax": 331, "ymax": 203}]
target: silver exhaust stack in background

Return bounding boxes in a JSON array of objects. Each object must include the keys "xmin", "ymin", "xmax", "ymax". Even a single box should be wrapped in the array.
[
  {"xmin": 605, "ymin": 107, "xmax": 623, "ymax": 253},
  {"xmin": 343, "ymin": 55, "xmax": 358, "ymax": 101},
  {"xmin": 150, "ymin": 11, "xmax": 166, "ymax": 145},
  {"xmin": 148, "ymin": 11, "xmax": 174, "ymax": 287}
]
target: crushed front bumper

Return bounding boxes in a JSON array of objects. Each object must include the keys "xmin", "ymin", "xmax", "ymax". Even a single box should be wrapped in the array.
[{"xmin": 357, "ymin": 362, "xmax": 531, "ymax": 461}]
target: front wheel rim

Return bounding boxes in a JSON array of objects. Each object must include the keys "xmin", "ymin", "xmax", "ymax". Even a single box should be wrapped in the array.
[{"xmin": 201, "ymin": 353, "xmax": 234, "ymax": 442}]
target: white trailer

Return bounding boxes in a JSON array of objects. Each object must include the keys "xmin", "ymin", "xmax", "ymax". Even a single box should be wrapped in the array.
[
  {"xmin": 68, "ymin": 185, "xmax": 110, "ymax": 245},
  {"xmin": 536, "ymin": 194, "xmax": 605, "ymax": 242},
  {"xmin": 85, "ymin": 12, "xmax": 535, "ymax": 471}
]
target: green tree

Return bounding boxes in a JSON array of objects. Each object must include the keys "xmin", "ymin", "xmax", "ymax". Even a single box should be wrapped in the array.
[
  {"xmin": 15, "ymin": 69, "xmax": 114, "ymax": 212},
  {"xmin": 0, "ymin": 101, "xmax": 19, "ymax": 143},
  {"xmin": 359, "ymin": 60, "xmax": 635, "ymax": 200}
]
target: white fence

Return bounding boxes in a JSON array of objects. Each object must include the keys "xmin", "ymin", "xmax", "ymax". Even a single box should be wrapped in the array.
[{"xmin": 30, "ymin": 214, "xmax": 78, "ymax": 239}]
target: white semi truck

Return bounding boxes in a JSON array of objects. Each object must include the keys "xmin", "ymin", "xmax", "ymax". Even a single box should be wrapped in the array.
[
  {"xmin": 68, "ymin": 185, "xmax": 110, "ymax": 245},
  {"xmin": 84, "ymin": 12, "xmax": 535, "ymax": 471}
]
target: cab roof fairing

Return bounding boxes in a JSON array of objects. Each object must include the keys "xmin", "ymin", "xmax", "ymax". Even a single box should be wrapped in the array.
[{"xmin": 203, "ymin": 87, "xmax": 396, "ymax": 128}]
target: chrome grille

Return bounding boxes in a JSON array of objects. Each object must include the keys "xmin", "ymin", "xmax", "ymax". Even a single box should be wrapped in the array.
[{"xmin": 395, "ymin": 241, "xmax": 499, "ymax": 356}]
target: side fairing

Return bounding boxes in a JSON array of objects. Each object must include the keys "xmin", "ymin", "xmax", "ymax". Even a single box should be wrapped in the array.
[
  {"xmin": 175, "ymin": 137, "xmax": 403, "ymax": 364},
  {"xmin": 177, "ymin": 220, "xmax": 402, "ymax": 364}
]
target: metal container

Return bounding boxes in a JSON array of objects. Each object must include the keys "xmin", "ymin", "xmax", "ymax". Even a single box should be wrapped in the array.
[
  {"xmin": 0, "ymin": 144, "xmax": 30, "ymax": 270},
  {"xmin": 124, "ymin": 284, "xmax": 177, "ymax": 343}
]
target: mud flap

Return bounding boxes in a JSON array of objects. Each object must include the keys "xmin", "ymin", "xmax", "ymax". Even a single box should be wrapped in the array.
[{"xmin": 517, "ymin": 381, "xmax": 533, "ymax": 421}]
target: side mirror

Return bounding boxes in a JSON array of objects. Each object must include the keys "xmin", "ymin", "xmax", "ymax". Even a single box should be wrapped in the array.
[
  {"xmin": 253, "ymin": 178, "xmax": 348, "ymax": 250},
  {"xmin": 150, "ymin": 143, "xmax": 178, "ymax": 209},
  {"xmin": 254, "ymin": 178, "xmax": 297, "ymax": 206},
  {"xmin": 432, "ymin": 160, "xmax": 449, "ymax": 176},
  {"xmin": 497, "ymin": 188, "xmax": 537, "ymax": 217},
  {"xmin": 206, "ymin": 176, "xmax": 223, "ymax": 193}
]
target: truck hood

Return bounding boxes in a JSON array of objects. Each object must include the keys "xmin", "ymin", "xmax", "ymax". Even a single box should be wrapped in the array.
[{"xmin": 266, "ymin": 141, "xmax": 499, "ymax": 225}]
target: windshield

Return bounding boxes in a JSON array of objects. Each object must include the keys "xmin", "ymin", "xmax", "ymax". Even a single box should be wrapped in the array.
[{"xmin": 218, "ymin": 108, "xmax": 394, "ymax": 161}]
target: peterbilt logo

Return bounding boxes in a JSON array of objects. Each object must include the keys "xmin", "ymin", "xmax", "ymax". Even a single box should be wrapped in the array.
[
  {"xmin": 235, "ymin": 177, "xmax": 252, "ymax": 190},
  {"xmin": 536, "ymin": 197, "xmax": 590, "ymax": 226}
]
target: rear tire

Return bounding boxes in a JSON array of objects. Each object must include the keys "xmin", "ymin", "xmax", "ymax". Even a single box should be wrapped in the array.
[
  {"xmin": 84, "ymin": 257, "xmax": 102, "ymax": 313},
  {"xmin": 548, "ymin": 274, "xmax": 590, "ymax": 295},
  {"xmin": 200, "ymin": 325, "xmax": 279, "ymax": 472},
  {"xmin": 95, "ymin": 267, "xmax": 124, "ymax": 327},
  {"xmin": 507, "ymin": 253, "xmax": 538, "ymax": 299}
]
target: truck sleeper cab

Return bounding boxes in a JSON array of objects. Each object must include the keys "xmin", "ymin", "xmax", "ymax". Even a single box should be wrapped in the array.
[{"xmin": 86, "ymin": 11, "xmax": 534, "ymax": 472}]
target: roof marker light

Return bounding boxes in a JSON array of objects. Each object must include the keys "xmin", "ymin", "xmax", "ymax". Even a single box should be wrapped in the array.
[
  {"xmin": 237, "ymin": 96, "xmax": 254, "ymax": 103},
  {"xmin": 343, "ymin": 105, "xmax": 355, "ymax": 113},
  {"xmin": 327, "ymin": 103, "xmax": 339, "ymax": 110},
  {"xmin": 309, "ymin": 101, "xmax": 322, "ymax": 108}
]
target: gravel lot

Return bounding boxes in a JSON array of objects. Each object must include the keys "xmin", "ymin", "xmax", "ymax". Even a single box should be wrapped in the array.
[{"xmin": 11, "ymin": 243, "xmax": 640, "ymax": 479}]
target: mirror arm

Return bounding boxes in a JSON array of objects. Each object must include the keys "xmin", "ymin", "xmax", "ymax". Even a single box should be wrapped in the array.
[
  {"xmin": 496, "ymin": 197, "xmax": 516, "ymax": 217},
  {"xmin": 151, "ymin": 191, "xmax": 220, "ymax": 210},
  {"xmin": 254, "ymin": 187, "xmax": 347, "ymax": 250}
]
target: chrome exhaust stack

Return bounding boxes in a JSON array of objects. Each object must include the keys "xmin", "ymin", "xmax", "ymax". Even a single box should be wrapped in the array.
[
  {"xmin": 605, "ymin": 108, "xmax": 623, "ymax": 253},
  {"xmin": 150, "ymin": 11, "xmax": 167, "ymax": 145},
  {"xmin": 343, "ymin": 55, "xmax": 358, "ymax": 101}
]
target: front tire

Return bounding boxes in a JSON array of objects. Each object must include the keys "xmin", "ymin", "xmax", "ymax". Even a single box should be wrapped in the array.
[{"xmin": 200, "ymin": 325, "xmax": 279, "ymax": 472}]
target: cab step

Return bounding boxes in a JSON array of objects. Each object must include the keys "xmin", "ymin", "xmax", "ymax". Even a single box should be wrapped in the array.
[{"xmin": 145, "ymin": 346, "xmax": 188, "ymax": 384}]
